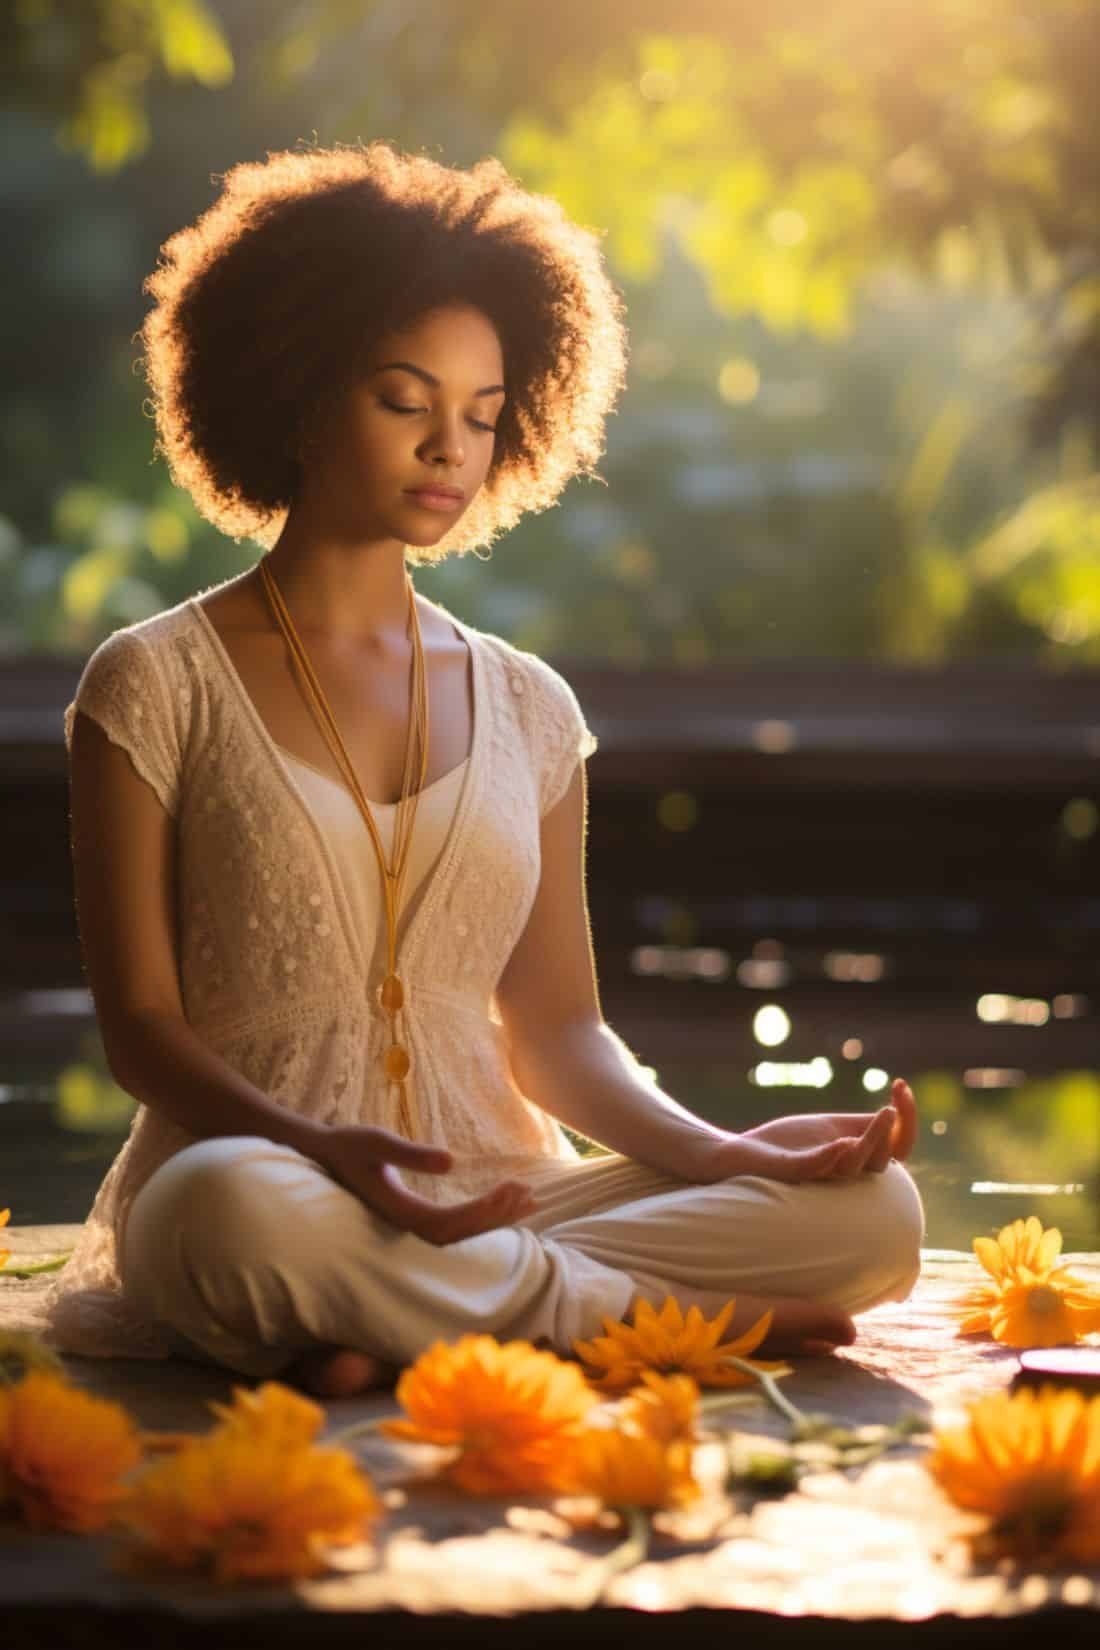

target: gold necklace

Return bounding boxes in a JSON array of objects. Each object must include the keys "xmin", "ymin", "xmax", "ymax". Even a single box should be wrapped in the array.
[{"xmin": 257, "ymin": 555, "xmax": 428, "ymax": 1140}]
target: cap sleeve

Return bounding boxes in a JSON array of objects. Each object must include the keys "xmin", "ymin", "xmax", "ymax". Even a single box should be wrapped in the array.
[
  {"xmin": 523, "ymin": 653, "xmax": 599, "ymax": 818},
  {"xmin": 63, "ymin": 628, "xmax": 181, "ymax": 818}
]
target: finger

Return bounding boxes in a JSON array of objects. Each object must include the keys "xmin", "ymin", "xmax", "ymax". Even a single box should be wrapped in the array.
[
  {"xmin": 864, "ymin": 1107, "xmax": 896, "ymax": 1172},
  {"xmin": 367, "ymin": 1163, "xmax": 453, "ymax": 1228},
  {"xmin": 372, "ymin": 1179, "xmax": 501, "ymax": 1244},
  {"xmin": 823, "ymin": 1116, "xmax": 884, "ymax": 1178},
  {"xmin": 889, "ymin": 1078, "xmax": 918, "ymax": 1159},
  {"xmin": 422, "ymin": 1183, "xmax": 535, "ymax": 1246},
  {"xmin": 809, "ymin": 1138, "xmax": 856, "ymax": 1179},
  {"xmin": 366, "ymin": 1130, "xmax": 454, "ymax": 1173},
  {"xmin": 851, "ymin": 1107, "xmax": 895, "ymax": 1173}
]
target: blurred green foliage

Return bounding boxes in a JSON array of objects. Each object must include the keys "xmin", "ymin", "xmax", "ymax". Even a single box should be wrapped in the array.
[
  {"xmin": 3, "ymin": 0, "xmax": 1099, "ymax": 662},
  {"xmin": 2, "ymin": 0, "xmax": 232, "ymax": 171}
]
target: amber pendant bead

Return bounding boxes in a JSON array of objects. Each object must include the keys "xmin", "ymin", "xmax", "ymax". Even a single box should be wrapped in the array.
[
  {"xmin": 384, "ymin": 1043, "xmax": 410, "ymax": 1081},
  {"xmin": 381, "ymin": 973, "xmax": 404, "ymax": 1012}
]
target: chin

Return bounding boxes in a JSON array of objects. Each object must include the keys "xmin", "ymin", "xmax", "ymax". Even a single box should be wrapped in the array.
[
  {"xmin": 401, "ymin": 506, "xmax": 468, "ymax": 542},
  {"xmin": 401, "ymin": 522, "xmax": 455, "ymax": 550}
]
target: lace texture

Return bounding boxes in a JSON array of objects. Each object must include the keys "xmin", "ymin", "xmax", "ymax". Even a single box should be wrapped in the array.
[{"xmin": 0, "ymin": 591, "xmax": 597, "ymax": 1359}]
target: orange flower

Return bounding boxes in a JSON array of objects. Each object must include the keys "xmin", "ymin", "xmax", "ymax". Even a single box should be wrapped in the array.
[
  {"xmin": 0, "ymin": 1369, "xmax": 142, "ymax": 1532},
  {"xmin": 0, "ymin": 1209, "xmax": 10, "ymax": 1271},
  {"xmin": 118, "ymin": 1430, "xmax": 379, "ymax": 1582},
  {"xmin": 140, "ymin": 1382, "xmax": 328, "ymax": 1458},
  {"xmin": 926, "ymin": 1385, "xmax": 1100, "ymax": 1565},
  {"xmin": 954, "ymin": 1217, "xmax": 1100, "ymax": 1347},
  {"xmin": 573, "ymin": 1295, "xmax": 791, "ymax": 1392},
  {"xmin": 618, "ymin": 1371, "xmax": 701, "ymax": 1445},
  {"xmin": 206, "ymin": 1380, "xmax": 327, "ymax": 1448},
  {"xmin": 562, "ymin": 1425, "xmax": 702, "ymax": 1510},
  {"xmin": 379, "ymin": 1335, "xmax": 600, "ymax": 1495}
]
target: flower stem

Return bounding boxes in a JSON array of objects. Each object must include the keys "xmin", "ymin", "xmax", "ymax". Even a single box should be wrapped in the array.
[
  {"xmin": 0, "ymin": 1253, "xmax": 72, "ymax": 1279},
  {"xmin": 574, "ymin": 1505, "xmax": 650, "ymax": 1608},
  {"xmin": 327, "ymin": 1417, "xmax": 391, "ymax": 1447},
  {"xmin": 720, "ymin": 1355, "xmax": 807, "ymax": 1429}
]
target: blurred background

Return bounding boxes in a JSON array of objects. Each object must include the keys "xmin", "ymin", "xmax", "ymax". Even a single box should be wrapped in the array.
[{"xmin": 1, "ymin": 0, "xmax": 1098, "ymax": 1248}]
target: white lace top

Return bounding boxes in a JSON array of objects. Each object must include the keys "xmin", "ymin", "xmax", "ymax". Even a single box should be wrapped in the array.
[
  {"xmin": 3, "ymin": 583, "xmax": 597, "ymax": 1360},
  {"xmin": 276, "ymin": 745, "xmax": 470, "ymax": 978}
]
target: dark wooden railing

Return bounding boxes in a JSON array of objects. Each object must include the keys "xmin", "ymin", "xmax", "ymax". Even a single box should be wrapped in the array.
[{"xmin": 2, "ymin": 652, "xmax": 1098, "ymax": 1079}]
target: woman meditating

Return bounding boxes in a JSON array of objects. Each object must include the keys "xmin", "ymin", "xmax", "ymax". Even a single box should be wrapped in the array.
[{"xmin": 40, "ymin": 142, "xmax": 923, "ymax": 1397}]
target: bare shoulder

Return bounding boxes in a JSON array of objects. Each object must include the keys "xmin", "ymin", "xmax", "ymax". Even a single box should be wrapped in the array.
[{"xmin": 193, "ymin": 570, "xmax": 265, "ymax": 634}]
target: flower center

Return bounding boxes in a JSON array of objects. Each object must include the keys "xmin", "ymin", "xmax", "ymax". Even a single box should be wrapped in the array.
[{"xmin": 1027, "ymin": 1286, "xmax": 1062, "ymax": 1315}]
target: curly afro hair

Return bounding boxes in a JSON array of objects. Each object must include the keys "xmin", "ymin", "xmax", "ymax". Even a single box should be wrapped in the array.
[{"xmin": 139, "ymin": 141, "xmax": 630, "ymax": 560}]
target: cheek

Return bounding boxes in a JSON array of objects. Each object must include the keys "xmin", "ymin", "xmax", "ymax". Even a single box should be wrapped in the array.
[
  {"xmin": 343, "ymin": 411, "xmax": 407, "ymax": 475},
  {"xmin": 477, "ymin": 435, "xmax": 500, "ymax": 478}
]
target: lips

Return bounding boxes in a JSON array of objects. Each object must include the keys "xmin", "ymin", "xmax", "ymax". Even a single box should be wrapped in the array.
[{"xmin": 405, "ymin": 486, "xmax": 464, "ymax": 501}]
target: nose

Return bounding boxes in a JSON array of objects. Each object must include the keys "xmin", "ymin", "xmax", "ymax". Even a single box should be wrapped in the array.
[{"xmin": 418, "ymin": 410, "xmax": 466, "ymax": 469}]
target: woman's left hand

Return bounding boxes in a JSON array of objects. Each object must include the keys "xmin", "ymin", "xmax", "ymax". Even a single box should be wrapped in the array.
[{"xmin": 739, "ymin": 1078, "xmax": 918, "ymax": 1169}]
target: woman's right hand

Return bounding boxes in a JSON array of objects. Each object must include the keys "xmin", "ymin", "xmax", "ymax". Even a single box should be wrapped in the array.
[{"xmin": 311, "ymin": 1124, "xmax": 537, "ymax": 1245}]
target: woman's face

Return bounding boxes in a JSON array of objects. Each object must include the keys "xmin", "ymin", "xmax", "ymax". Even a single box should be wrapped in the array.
[{"xmin": 304, "ymin": 302, "xmax": 506, "ymax": 548}]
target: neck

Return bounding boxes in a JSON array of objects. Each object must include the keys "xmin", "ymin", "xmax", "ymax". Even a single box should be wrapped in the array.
[{"xmin": 261, "ymin": 518, "xmax": 412, "ymax": 646}]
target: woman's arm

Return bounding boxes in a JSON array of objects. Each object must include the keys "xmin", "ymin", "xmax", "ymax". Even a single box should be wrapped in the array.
[
  {"xmin": 495, "ymin": 762, "xmax": 913, "ymax": 1184},
  {"xmin": 68, "ymin": 712, "xmax": 534, "ymax": 1241},
  {"xmin": 70, "ymin": 710, "xmax": 333, "ymax": 1158}
]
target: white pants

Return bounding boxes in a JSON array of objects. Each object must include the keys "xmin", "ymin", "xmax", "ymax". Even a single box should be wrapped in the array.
[{"xmin": 120, "ymin": 1137, "xmax": 926, "ymax": 1379}]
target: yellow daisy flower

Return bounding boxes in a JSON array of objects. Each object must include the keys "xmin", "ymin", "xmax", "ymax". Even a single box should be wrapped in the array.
[
  {"xmin": 572, "ymin": 1295, "xmax": 791, "ymax": 1392},
  {"xmin": 954, "ymin": 1217, "xmax": 1100, "ymax": 1346},
  {"xmin": 563, "ymin": 1425, "xmax": 702, "ymax": 1510},
  {"xmin": 984, "ymin": 1275, "xmax": 1100, "ymax": 1348},
  {"xmin": 0, "ymin": 1369, "xmax": 142, "ymax": 1532},
  {"xmin": 379, "ymin": 1335, "xmax": 600, "ymax": 1496},
  {"xmin": 0, "ymin": 1208, "xmax": 10, "ymax": 1271},
  {"xmin": 118, "ymin": 1429, "xmax": 379, "ymax": 1582},
  {"xmin": 926, "ymin": 1385, "xmax": 1100, "ymax": 1565},
  {"xmin": 618, "ymin": 1371, "xmax": 701, "ymax": 1445},
  {"xmin": 974, "ymin": 1215, "xmax": 1064, "ymax": 1280}
]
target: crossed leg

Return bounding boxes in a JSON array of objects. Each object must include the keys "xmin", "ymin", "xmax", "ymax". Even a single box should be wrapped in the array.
[{"xmin": 291, "ymin": 1081, "xmax": 921, "ymax": 1397}]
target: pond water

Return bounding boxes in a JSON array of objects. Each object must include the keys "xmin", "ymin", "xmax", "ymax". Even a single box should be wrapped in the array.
[{"xmin": 2, "ymin": 1045, "xmax": 1098, "ymax": 1252}]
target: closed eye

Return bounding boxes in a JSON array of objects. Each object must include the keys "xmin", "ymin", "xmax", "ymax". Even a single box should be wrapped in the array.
[{"xmin": 380, "ymin": 398, "xmax": 496, "ymax": 434}]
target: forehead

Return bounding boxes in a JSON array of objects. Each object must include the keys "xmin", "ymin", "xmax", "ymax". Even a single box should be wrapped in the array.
[{"xmin": 370, "ymin": 303, "xmax": 503, "ymax": 373}]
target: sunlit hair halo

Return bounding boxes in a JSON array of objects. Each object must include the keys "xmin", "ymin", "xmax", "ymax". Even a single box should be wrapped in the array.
[{"xmin": 139, "ymin": 141, "xmax": 629, "ymax": 560}]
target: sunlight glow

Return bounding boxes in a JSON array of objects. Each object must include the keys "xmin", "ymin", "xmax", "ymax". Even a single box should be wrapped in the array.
[
  {"xmin": 629, "ymin": 944, "xmax": 731, "ymax": 981},
  {"xmin": 752, "ymin": 1057, "xmax": 833, "ymax": 1088},
  {"xmin": 971, "ymin": 1181, "xmax": 1086, "ymax": 1196},
  {"xmin": 751, "ymin": 719, "xmax": 797, "ymax": 753},
  {"xmin": 977, "ymin": 993, "xmax": 1050, "ymax": 1025},
  {"xmin": 717, "ymin": 357, "xmax": 760, "ymax": 404},
  {"xmin": 736, "ymin": 957, "xmax": 791, "ymax": 988},
  {"xmin": 963, "ymin": 1068, "xmax": 1026, "ymax": 1088},
  {"xmin": 753, "ymin": 1004, "xmax": 791, "ymax": 1046},
  {"xmin": 825, "ymin": 952, "xmax": 885, "ymax": 982}
]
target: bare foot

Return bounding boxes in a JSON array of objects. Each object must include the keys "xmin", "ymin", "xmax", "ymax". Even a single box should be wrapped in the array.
[
  {"xmin": 726, "ymin": 1292, "xmax": 857, "ymax": 1357},
  {"xmin": 285, "ymin": 1345, "xmax": 399, "ymax": 1399},
  {"xmin": 889, "ymin": 1079, "xmax": 918, "ymax": 1161}
]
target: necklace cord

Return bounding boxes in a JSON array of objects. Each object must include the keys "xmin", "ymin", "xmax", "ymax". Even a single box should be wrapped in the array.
[{"xmin": 257, "ymin": 555, "xmax": 428, "ymax": 1140}]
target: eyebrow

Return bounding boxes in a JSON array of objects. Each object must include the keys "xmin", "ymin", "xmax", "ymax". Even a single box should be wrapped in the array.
[{"xmin": 371, "ymin": 360, "xmax": 506, "ymax": 397}]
